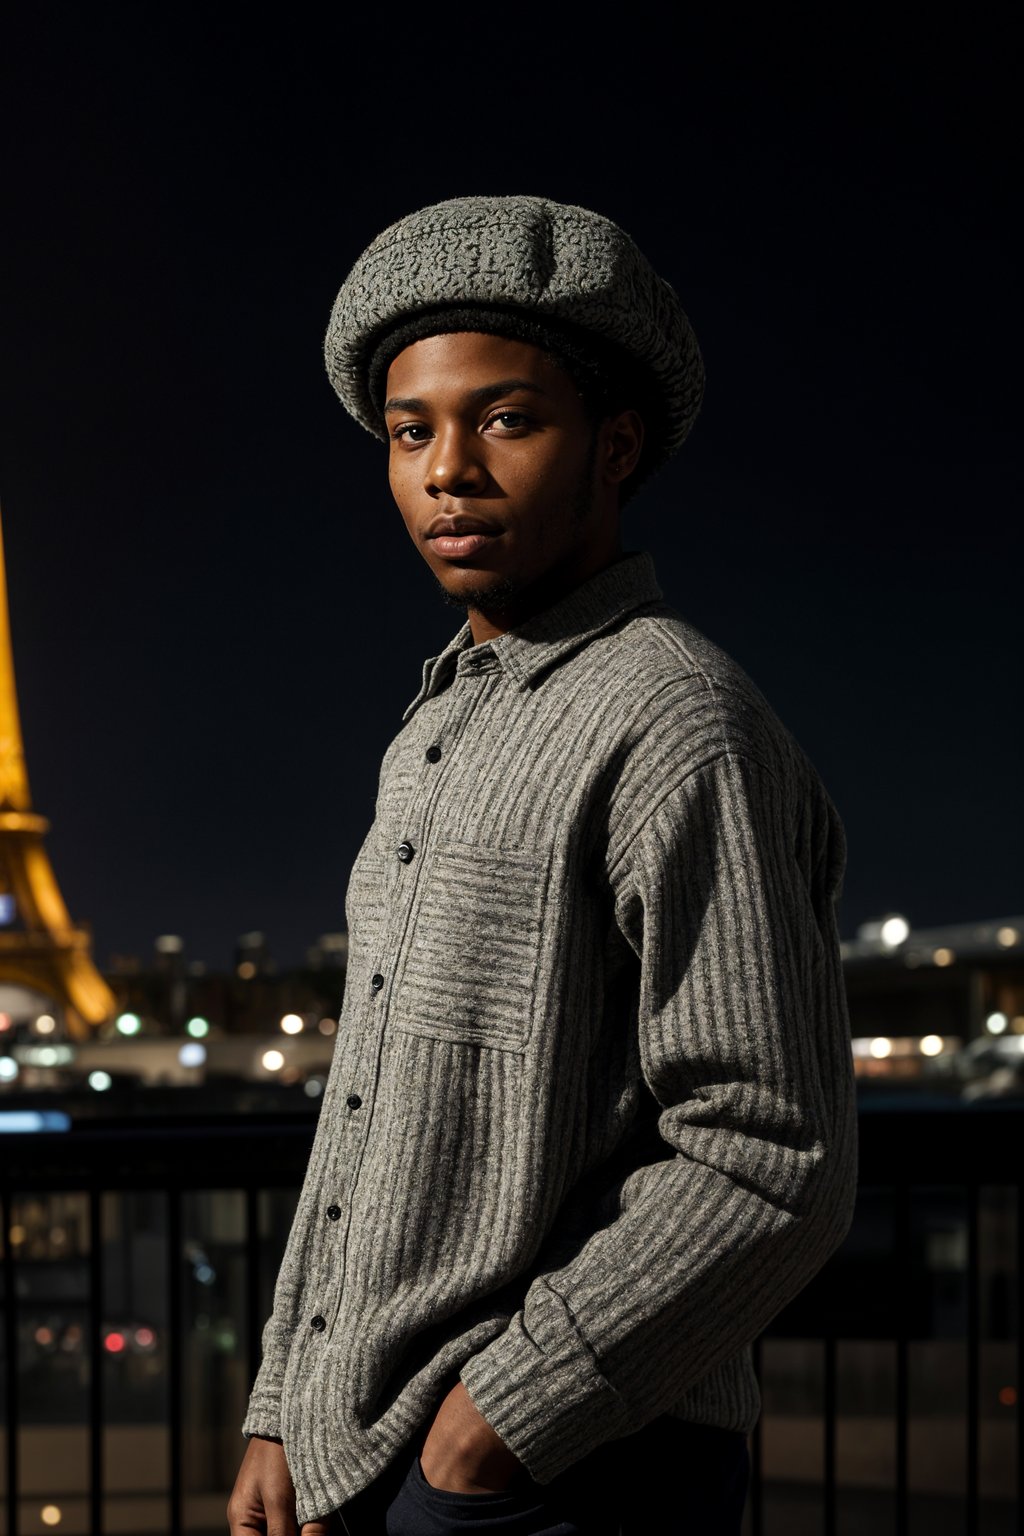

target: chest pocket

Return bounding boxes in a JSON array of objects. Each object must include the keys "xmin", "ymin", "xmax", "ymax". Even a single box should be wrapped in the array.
[{"xmin": 395, "ymin": 841, "xmax": 550, "ymax": 1052}]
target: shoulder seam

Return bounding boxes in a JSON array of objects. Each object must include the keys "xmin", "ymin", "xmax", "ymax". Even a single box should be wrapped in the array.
[
  {"xmin": 647, "ymin": 615, "xmax": 739, "ymax": 757},
  {"xmin": 646, "ymin": 614, "xmax": 709, "ymax": 678},
  {"xmin": 607, "ymin": 749, "xmax": 784, "ymax": 882}
]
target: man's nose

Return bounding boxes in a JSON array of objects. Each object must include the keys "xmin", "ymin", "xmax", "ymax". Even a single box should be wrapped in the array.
[{"xmin": 423, "ymin": 425, "xmax": 487, "ymax": 498}]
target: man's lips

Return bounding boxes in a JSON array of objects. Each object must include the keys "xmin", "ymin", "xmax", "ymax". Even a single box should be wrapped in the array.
[
  {"xmin": 425, "ymin": 515, "xmax": 502, "ymax": 561},
  {"xmin": 430, "ymin": 532, "xmax": 498, "ymax": 558}
]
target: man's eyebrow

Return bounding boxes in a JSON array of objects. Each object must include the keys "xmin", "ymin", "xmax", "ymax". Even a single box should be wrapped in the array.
[
  {"xmin": 383, "ymin": 379, "xmax": 548, "ymax": 414},
  {"xmin": 383, "ymin": 395, "xmax": 427, "ymax": 414}
]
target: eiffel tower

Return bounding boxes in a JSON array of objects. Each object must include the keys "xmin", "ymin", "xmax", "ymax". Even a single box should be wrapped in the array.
[{"xmin": 0, "ymin": 507, "xmax": 115, "ymax": 1037}]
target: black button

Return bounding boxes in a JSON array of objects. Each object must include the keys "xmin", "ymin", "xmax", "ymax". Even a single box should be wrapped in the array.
[
  {"xmin": 326, "ymin": 1204, "xmax": 341, "ymax": 1221},
  {"xmin": 346, "ymin": 1093, "xmax": 363, "ymax": 1110},
  {"xmin": 310, "ymin": 1314, "xmax": 326, "ymax": 1332},
  {"xmin": 425, "ymin": 745, "xmax": 442, "ymax": 763},
  {"xmin": 396, "ymin": 841, "xmax": 415, "ymax": 863},
  {"xmin": 371, "ymin": 972, "xmax": 384, "ymax": 992}
]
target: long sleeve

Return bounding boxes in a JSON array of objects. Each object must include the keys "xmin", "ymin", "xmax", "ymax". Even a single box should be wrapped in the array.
[{"xmin": 460, "ymin": 748, "xmax": 858, "ymax": 1482}]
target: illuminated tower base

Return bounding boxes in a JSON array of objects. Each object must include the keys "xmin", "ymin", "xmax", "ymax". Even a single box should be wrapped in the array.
[{"xmin": 0, "ymin": 508, "xmax": 115, "ymax": 1037}]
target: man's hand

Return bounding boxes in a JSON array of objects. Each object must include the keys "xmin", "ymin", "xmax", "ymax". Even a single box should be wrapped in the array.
[
  {"xmin": 226, "ymin": 1435, "xmax": 333, "ymax": 1535},
  {"xmin": 419, "ymin": 1382, "xmax": 523, "ymax": 1495}
]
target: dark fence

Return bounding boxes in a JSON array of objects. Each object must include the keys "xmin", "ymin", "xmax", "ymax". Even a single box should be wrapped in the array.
[{"xmin": 0, "ymin": 1104, "xmax": 1020, "ymax": 1536}]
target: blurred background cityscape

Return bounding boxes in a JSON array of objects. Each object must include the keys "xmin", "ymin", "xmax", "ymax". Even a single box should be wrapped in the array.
[{"xmin": 4, "ymin": 911, "xmax": 1024, "ymax": 1115}]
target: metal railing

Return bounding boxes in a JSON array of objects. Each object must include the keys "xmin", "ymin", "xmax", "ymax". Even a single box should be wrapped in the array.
[{"xmin": 0, "ymin": 1103, "xmax": 1020, "ymax": 1535}]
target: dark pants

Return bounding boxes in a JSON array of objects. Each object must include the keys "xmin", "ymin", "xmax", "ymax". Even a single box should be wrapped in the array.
[{"xmin": 339, "ymin": 1416, "xmax": 749, "ymax": 1535}]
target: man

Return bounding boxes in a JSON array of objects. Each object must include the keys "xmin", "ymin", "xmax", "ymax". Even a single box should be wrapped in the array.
[{"xmin": 228, "ymin": 195, "xmax": 858, "ymax": 1536}]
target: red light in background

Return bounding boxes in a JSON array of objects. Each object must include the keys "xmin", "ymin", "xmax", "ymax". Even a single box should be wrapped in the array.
[
  {"xmin": 998, "ymin": 1386, "xmax": 1017, "ymax": 1407},
  {"xmin": 103, "ymin": 1331, "xmax": 126, "ymax": 1354},
  {"xmin": 34, "ymin": 1326, "xmax": 55, "ymax": 1346},
  {"xmin": 134, "ymin": 1326, "xmax": 156, "ymax": 1349}
]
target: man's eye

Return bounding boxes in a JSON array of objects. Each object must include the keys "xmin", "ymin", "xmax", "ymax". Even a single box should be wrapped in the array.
[
  {"xmin": 489, "ymin": 411, "xmax": 530, "ymax": 431},
  {"xmin": 393, "ymin": 423, "xmax": 431, "ymax": 442}
]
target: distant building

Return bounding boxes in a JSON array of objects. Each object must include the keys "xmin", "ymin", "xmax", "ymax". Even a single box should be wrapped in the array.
[
  {"xmin": 234, "ymin": 930, "xmax": 272, "ymax": 981},
  {"xmin": 843, "ymin": 914, "xmax": 1024, "ymax": 1086},
  {"xmin": 306, "ymin": 932, "xmax": 349, "ymax": 971}
]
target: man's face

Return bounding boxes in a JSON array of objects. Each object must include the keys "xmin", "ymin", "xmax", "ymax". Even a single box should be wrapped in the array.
[{"xmin": 384, "ymin": 331, "xmax": 624, "ymax": 633}]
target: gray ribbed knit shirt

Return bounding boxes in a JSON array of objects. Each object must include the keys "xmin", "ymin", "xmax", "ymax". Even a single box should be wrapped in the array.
[{"xmin": 242, "ymin": 551, "xmax": 858, "ymax": 1524}]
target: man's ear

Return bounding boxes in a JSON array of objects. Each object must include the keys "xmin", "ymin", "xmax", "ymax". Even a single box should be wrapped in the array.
[{"xmin": 599, "ymin": 409, "xmax": 644, "ymax": 487}]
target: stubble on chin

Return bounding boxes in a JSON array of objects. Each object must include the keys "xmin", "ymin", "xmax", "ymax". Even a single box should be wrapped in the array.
[{"xmin": 434, "ymin": 575, "xmax": 518, "ymax": 614}]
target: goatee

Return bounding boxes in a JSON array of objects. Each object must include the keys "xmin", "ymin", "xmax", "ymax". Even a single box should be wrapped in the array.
[{"xmin": 435, "ymin": 575, "xmax": 518, "ymax": 614}]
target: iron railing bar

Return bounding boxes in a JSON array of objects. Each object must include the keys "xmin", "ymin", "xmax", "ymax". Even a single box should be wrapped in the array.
[
  {"xmin": 966, "ymin": 1181, "xmax": 980, "ymax": 1536},
  {"xmin": 245, "ymin": 1185, "xmax": 262, "ymax": 1397},
  {"xmin": 823, "ymin": 1331, "xmax": 837, "ymax": 1536},
  {"xmin": 2, "ymin": 1185, "xmax": 18, "ymax": 1536},
  {"xmin": 895, "ymin": 1182, "xmax": 910, "ymax": 1536},
  {"xmin": 88, "ymin": 1186, "xmax": 103, "ymax": 1536},
  {"xmin": 750, "ymin": 1333, "xmax": 762, "ymax": 1536},
  {"xmin": 168, "ymin": 1186, "xmax": 183, "ymax": 1536},
  {"xmin": 1017, "ymin": 1180, "xmax": 1022, "ymax": 1536}
]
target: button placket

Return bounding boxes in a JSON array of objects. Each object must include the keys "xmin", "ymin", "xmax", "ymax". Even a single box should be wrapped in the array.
[{"xmin": 324, "ymin": 677, "xmax": 486, "ymax": 1347}]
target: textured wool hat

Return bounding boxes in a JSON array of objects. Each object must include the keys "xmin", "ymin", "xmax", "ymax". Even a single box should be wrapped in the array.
[{"xmin": 324, "ymin": 195, "xmax": 704, "ymax": 475}]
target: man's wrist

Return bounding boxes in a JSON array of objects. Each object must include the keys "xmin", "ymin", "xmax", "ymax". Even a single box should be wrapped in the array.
[{"xmin": 421, "ymin": 1381, "xmax": 522, "ymax": 1494}]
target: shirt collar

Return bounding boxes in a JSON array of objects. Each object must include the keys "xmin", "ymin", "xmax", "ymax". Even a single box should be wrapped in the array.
[{"xmin": 402, "ymin": 551, "xmax": 662, "ymax": 722}]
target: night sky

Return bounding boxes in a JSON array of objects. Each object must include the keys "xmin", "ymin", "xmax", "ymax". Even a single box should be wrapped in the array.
[{"xmin": 1, "ymin": 14, "xmax": 1018, "ymax": 971}]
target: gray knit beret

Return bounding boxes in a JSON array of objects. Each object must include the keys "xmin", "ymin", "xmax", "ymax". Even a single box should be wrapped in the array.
[{"xmin": 324, "ymin": 195, "xmax": 703, "ymax": 472}]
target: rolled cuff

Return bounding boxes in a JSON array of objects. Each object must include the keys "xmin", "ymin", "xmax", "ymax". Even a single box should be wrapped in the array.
[
  {"xmin": 459, "ymin": 1280, "xmax": 631, "ymax": 1484},
  {"xmin": 241, "ymin": 1391, "xmax": 283, "ymax": 1442}
]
